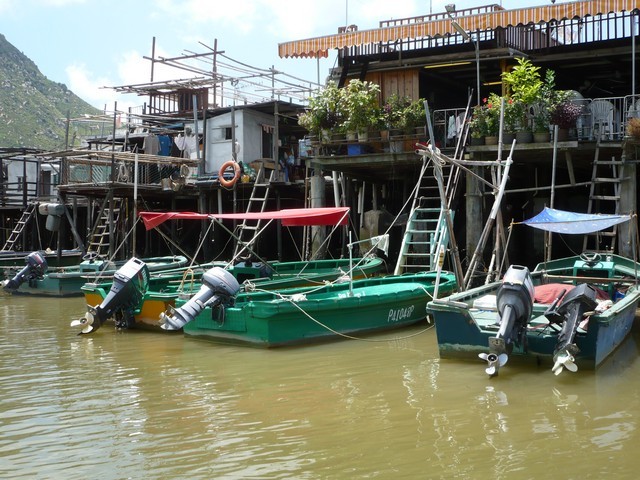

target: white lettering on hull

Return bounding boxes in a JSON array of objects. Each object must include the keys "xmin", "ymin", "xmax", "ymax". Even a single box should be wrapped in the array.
[{"xmin": 387, "ymin": 305, "xmax": 415, "ymax": 322}]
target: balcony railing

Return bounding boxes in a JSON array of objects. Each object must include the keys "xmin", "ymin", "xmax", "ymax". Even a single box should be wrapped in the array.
[
  {"xmin": 59, "ymin": 150, "xmax": 200, "ymax": 189},
  {"xmin": 432, "ymin": 94, "xmax": 640, "ymax": 148}
]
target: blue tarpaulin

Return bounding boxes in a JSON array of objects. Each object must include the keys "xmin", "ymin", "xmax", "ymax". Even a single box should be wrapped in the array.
[{"xmin": 522, "ymin": 207, "xmax": 631, "ymax": 234}]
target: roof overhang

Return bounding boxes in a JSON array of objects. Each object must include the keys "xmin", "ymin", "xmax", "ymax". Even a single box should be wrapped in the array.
[{"xmin": 278, "ymin": 0, "xmax": 638, "ymax": 59}]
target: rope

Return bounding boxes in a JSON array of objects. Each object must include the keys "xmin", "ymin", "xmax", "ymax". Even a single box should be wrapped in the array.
[{"xmin": 246, "ymin": 281, "xmax": 437, "ymax": 343}]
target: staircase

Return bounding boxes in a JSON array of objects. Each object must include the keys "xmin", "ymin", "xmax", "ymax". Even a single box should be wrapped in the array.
[
  {"xmin": 394, "ymin": 158, "xmax": 457, "ymax": 274},
  {"xmin": 1, "ymin": 202, "xmax": 37, "ymax": 251},
  {"xmin": 582, "ymin": 143, "xmax": 624, "ymax": 253},
  {"xmin": 232, "ymin": 164, "xmax": 275, "ymax": 259},
  {"xmin": 86, "ymin": 197, "xmax": 123, "ymax": 257}
]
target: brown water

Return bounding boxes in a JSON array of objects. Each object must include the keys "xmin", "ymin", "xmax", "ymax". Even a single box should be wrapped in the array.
[{"xmin": 1, "ymin": 294, "xmax": 640, "ymax": 479}]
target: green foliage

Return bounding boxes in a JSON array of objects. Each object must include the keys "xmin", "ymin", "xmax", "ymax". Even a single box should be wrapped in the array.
[
  {"xmin": 0, "ymin": 34, "xmax": 102, "ymax": 150},
  {"xmin": 403, "ymin": 99, "xmax": 426, "ymax": 132},
  {"xmin": 298, "ymin": 81, "xmax": 347, "ymax": 136},
  {"xmin": 381, "ymin": 94, "xmax": 412, "ymax": 130},
  {"xmin": 343, "ymin": 80, "xmax": 380, "ymax": 132},
  {"xmin": 501, "ymin": 57, "xmax": 543, "ymax": 105}
]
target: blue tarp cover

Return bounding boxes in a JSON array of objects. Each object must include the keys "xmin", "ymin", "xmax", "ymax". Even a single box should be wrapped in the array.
[{"xmin": 522, "ymin": 207, "xmax": 631, "ymax": 234}]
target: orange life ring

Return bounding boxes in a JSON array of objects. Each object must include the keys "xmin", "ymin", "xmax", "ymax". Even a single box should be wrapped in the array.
[{"xmin": 218, "ymin": 161, "xmax": 240, "ymax": 187}]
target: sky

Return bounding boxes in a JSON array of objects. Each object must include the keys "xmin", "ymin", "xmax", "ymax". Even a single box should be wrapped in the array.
[{"xmin": 0, "ymin": 0, "xmax": 519, "ymax": 113}]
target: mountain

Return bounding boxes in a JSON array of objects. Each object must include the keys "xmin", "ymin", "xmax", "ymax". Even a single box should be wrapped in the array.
[{"xmin": 0, "ymin": 33, "xmax": 102, "ymax": 151}]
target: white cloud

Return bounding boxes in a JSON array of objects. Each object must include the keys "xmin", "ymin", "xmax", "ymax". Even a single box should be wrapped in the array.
[
  {"xmin": 38, "ymin": 0, "xmax": 86, "ymax": 6},
  {"xmin": 65, "ymin": 63, "xmax": 139, "ymax": 112}
]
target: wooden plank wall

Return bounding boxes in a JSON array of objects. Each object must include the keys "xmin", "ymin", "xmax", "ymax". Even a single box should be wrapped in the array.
[{"xmin": 366, "ymin": 70, "xmax": 420, "ymax": 102}]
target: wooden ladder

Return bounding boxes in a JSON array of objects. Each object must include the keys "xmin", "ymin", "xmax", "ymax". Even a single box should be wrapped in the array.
[
  {"xmin": 86, "ymin": 197, "xmax": 123, "ymax": 257},
  {"xmin": 582, "ymin": 142, "xmax": 624, "ymax": 253},
  {"xmin": 1, "ymin": 202, "xmax": 37, "ymax": 252},
  {"xmin": 232, "ymin": 164, "xmax": 275, "ymax": 259}
]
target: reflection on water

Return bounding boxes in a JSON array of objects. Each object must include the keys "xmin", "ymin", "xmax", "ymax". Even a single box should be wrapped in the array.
[{"xmin": 2, "ymin": 295, "xmax": 640, "ymax": 478}]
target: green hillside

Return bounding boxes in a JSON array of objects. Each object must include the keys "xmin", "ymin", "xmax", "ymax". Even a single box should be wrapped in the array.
[{"xmin": 0, "ymin": 33, "xmax": 102, "ymax": 150}]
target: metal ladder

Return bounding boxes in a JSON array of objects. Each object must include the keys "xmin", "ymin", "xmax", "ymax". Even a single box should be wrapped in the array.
[
  {"xmin": 1, "ymin": 202, "xmax": 37, "ymax": 251},
  {"xmin": 86, "ymin": 197, "xmax": 123, "ymax": 257},
  {"xmin": 582, "ymin": 142, "xmax": 624, "ymax": 253},
  {"xmin": 393, "ymin": 99, "xmax": 468, "ymax": 276},
  {"xmin": 394, "ymin": 157, "xmax": 457, "ymax": 274},
  {"xmin": 233, "ymin": 164, "xmax": 275, "ymax": 258}
]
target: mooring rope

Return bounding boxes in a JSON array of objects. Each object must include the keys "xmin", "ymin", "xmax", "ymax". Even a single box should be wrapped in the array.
[{"xmin": 246, "ymin": 282, "xmax": 437, "ymax": 343}]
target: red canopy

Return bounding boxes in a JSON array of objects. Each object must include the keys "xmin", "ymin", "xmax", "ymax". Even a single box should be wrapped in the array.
[{"xmin": 139, "ymin": 207, "xmax": 350, "ymax": 230}]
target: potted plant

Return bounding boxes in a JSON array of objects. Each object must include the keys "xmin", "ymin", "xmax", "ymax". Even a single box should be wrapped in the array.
[
  {"xmin": 483, "ymin": 93, "xmax": 502, "ymax": 144},
  {"xmin": 298, "ymin": 81, "xmax": 346, "ymax": 142},
  {"xmin": 343, "ymin": 79, "xmax": 380, "ymax": 142},
  {"xmin": 469, "ymin": 104, "xmax": 489, "ymax": 145},
  {"xmin": 382, "ymin": 94, "xmax": 412, "ymax": 137},
  {"xmin": 627, "ymin": 117, "xmax": 640, "ymax": 140},
  {"xmin": 531, "ymin": 105, "xmax": 551, "ymax": 142},
  {"xmin": 403, "ymin": 98, "xmax": 426, "ymax": 135},
  {"xmin": 550, "ymin": 100, "xmax": 583, "ymax": 141}
]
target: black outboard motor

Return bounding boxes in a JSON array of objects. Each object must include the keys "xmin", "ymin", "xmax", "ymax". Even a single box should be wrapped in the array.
[
  {"xmin": 160, "ymin": 267, "xmax": 240, "ymax": 330},
  {"xmin": 2, "ymin": 251, "xmax": 48, "ymax": 292},
  {"xmin": 546, "ymin": 283, "xmax": 598, "ymax": 375},
  {"xmin": 71, "ymin": 257, "xmax": 149, "ymax": 335},
  {"xmin": 479, "ymin": 265, "xmax": 534, "ymax": 376}
]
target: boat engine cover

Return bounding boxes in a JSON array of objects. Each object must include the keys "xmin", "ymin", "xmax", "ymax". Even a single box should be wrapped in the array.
[
  {"xmin": 2, "ymin": 251, "xmax": 48, "ymax": 291},
  {"xmin": 161, "ymin": 267, "xmax": 240, "ymax": 330},
  {"xmin": 497, "ymin": 265, "xmax": 534, "ymax": 321},
  {"xmin": 89, "ymin": 258, "xmax": 150, "ymax": 330}
]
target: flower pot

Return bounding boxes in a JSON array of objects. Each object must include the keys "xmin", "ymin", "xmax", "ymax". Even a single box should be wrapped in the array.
[
  {"xmin": 502, "ymin": 132, "xmax": 516, "ymax": 144},
  {"xmin": 346, "ymin": 131, "xmax": 357, "ymax": 142},
  {"xmin": 485, "ymin": 136, "xmax": 498, "ymax": 145},
  {"xmin": 469, "ymin": 136, "xmax": 485, "ymax": 146},
  {"xmin": 534, "ymin": 132, "xmax": 550, "ymax": 143},
  {"xmin": 556, "ymin": 128, "xmax": 569, "ymax": 142},
  {"xmin": 380, "ymin": 130, "xmax": 390, "ymax": 142},
  {"xmin": 516, "ymin": 131, "xmax": 533, "ymax": 144},
  {"xmin": 320, "ymin": 129, "xmax": 331, "ymax": 144},
  {"xmin": 357, "ymin": 130, "xmax": 369, "ymax": 143}
]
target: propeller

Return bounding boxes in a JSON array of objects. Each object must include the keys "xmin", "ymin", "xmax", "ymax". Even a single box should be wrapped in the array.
[
  {"xmin": 70, "ymin": 311, "xmax": 96, "ymax": 335},
  {"xmin": 478, "ymin": 352, "xmax": 508, "ymax": 377},
  {"xmin": 552, "ymin": 351, "xmax": 578, "ymax": 376}
]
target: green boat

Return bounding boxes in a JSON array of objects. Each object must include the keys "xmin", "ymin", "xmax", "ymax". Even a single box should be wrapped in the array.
[
  {"xmin": 0, "ymin": 249, "xmax": 83, "ymax": 280},
  {"xmin": 76, "ymin": 255, "xmax": 385, "ymax": 333},
  {"xmin": 2, "ymin": 253, "xmax": 189, "ymax": 297},
  {"xmin": 161, "ymin": 268, "xmax": 457, "ymax": 347}
]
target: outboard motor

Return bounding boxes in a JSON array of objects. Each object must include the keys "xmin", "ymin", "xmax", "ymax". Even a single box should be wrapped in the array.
[
  {"xmin": 479, "ymin": 265, "xmax": 534, "ymax": 376},
  {"xmin": 546, "ymin": 283, "xmax": 598, "ymax": 375},
  {"xmin": 70, "ymin": 258, "xmax": 149, "ymax": 334},
  {"xmin": 2, "ymin": 251, "xmax": 48, "ymax": 292},
  {"xmin": 160, "ymin": 267, "xmax": 240, "ymax": 330}
]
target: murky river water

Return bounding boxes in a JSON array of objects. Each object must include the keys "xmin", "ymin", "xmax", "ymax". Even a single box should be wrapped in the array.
[{"xmin": 1, "ymin": 294, "xmax": 640, "ymax": 479}]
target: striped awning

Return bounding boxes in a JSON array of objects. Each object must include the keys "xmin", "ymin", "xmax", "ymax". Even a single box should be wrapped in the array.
[{"xmin": 278, "ymin": 0, "xmax": 638, "ymax": 58}]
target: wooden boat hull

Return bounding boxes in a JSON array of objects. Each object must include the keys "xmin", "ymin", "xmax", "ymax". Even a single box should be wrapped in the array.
[
  {"xmin": 427, "ymin": 254, "xmax": 640, "ymax": 370},
  {"xmin": 182, "ymin": 271, "xmax": 458, "ymax": 347},
  {"xmin": 80, "ymin": 257, "xmax": 386, "ymax": 329},
  {"xmin": 5, "ymin": 255, "xmax": 189, "ymax": 297}
]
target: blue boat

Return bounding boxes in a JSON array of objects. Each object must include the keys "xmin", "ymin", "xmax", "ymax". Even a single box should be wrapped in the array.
[{"xmin": 426, "ymin": 209, "xmax": 640, "ymax": 376}]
